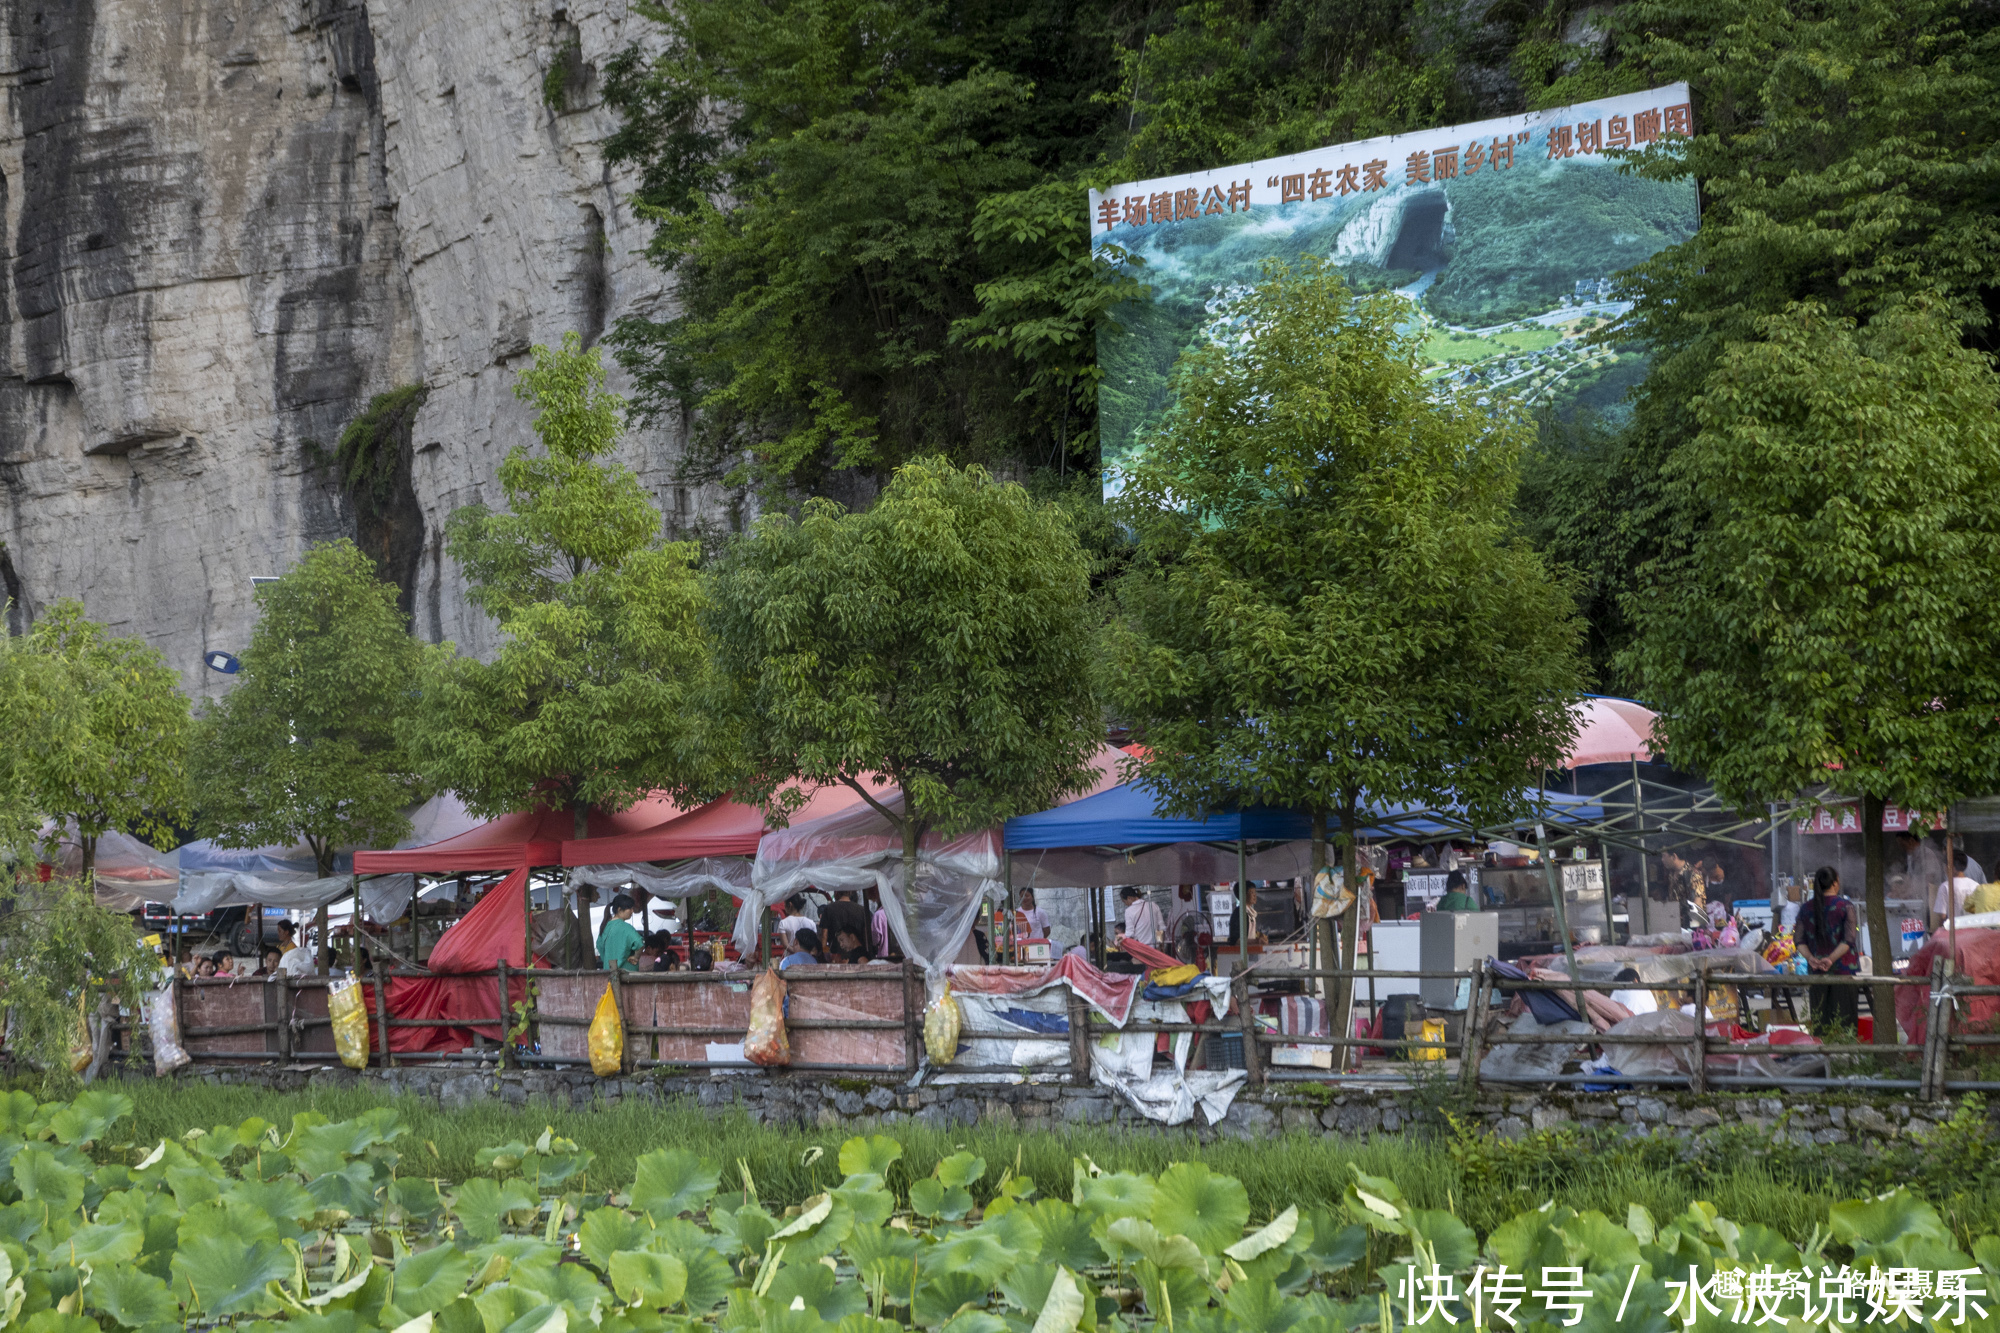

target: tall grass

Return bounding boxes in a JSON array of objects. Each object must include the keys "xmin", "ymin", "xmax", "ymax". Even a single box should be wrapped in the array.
[{"xmin": 118, "ymin": 1080, "xmax": 1999, "ymax": 1243}]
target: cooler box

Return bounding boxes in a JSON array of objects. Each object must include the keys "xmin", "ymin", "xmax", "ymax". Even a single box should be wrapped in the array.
[{"xmin": 1020, "ymin": 938, "xmax": 1052, "ymax": 963}]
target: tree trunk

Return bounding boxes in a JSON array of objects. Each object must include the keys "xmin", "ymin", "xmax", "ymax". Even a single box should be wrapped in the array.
[
  {"xmin": 1310, "ymin": 808, "xmax": 1332, "ymax": 1005},
  {"xmin": 1331, "ymin": 789, "xmax": 1361, "ymax": 1071},
  {"xmin": 1862, "ymin": 792, "xmax": 1894, "ymax": 1046},
  {"xmin": 80, "ymin": 832, "xmax": 96, "ymax": 884},
  {"xmin": 901, "ymin": 817, "xmax": 921, "ymax": 968}
]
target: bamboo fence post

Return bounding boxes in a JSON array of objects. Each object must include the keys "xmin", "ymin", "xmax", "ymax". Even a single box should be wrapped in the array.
[
  {"xmin": 372, "ymin": 958, "xmax": 394, "ymax": 1069},
  {"xmin": 1690, "ymin": 972, "xmax": 1708, "ymax": 1095},
  {"xmin": 902, "ymin": 961, "xmax": 922, "ymax": 1074},
  {"xmin": 1458, "ymin": 960, "xmax": 1488, "ymax": 1091},
  {"xmin": 497, "ymin": 962, "xmax": 512, "ymax": 1069},
  {"xmin": 276, "ymin": 972, "xmax": 293, "ymax": 1062},
  {"xmin": 1237, "ymin": 972, "xmax": 1264, "ymax": 1087},
  {"xmin": 608, "ymin": 962, "xmax": 627, "ymax": 1075},
  {"xmin": 1066, "ymin": 987, "xmax": 1090, "ymax": 1080}
]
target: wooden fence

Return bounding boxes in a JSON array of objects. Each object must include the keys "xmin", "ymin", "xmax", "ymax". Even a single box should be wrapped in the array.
[{"xmin": 121, "ymin": 960, "xmax": 2000, "ymax": 1098}]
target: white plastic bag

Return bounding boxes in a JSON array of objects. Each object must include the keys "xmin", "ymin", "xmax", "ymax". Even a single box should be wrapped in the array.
[{"xmin": 146, "ymin": 984, "xmax": 189, "ymax": 1076}]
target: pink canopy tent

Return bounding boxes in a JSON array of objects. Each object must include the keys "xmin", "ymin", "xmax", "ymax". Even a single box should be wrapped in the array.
[{"xmin": 1567, "ymin": 697, "xmax": 1657, "ymax": 768}]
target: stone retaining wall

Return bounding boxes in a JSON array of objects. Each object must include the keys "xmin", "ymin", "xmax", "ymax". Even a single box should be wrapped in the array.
[{"xmin": 164, "ymin": 1063, "xmax": 1996, "ymax": 1147}]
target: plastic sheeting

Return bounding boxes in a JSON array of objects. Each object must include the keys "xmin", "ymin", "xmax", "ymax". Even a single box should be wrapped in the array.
[
  {"xmin": 1899, "ymin": 927, "xmax": 2000, "ymax": 1045},
  {"xmin": 173, "ymin": 870, "xmax": 420, "ymax": 920},
  {"xmin": 747, "ymin": 789, "xmax": 1000, "ymax": 974},
  {"xmin": 35, "ymin": 820, "xmax": 179, "ymax": 913},
  {"xmin": 571, "ymin": 858, "xmax": 752, "ymax": 901},
  {"xmin": 943, "ymin": 960, "xmax": 1242, "ymax": 1125}
]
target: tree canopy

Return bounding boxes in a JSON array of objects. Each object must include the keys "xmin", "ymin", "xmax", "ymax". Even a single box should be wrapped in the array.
[
  {"xmin": 402, "ymin": 335, "xmax": 724, "ymax": 831},
  {"xmin": 189, "ymin": 540, "xmax": 429, "ymax": 877},
  {"xmin": 1106, "ymin": 260, "xmax": 1586, "ymax": 1019},
  {"xmin": 1624, "ymin": 300, "xmax": 2000, "ymax": 1025},
  {"xmin": 705, "ymin": 456, "xmax": 1101, "ymax": 937},
  {"xmin": 19, "ymin": 602, "xmax": 189, "ymax": 878},
  {"xmin": 600, "ymin": 0, "xmax": 1570, "ymax": 501}
]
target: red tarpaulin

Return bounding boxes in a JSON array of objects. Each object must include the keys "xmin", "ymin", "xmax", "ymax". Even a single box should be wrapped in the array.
[
  {"xmin": 353, "ymin": 796, "xmax": 683, "ymax": 874},
  {"xmin": 379, "ymin": 867, "xmax": 540, "ymax": 1052},
  {"xmin": 1897, "ymin": 927, "xmax": 2000, "ymax": 1044}
]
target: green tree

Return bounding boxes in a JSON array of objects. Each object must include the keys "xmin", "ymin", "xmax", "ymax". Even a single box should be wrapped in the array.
[
  {"xmin": 705, "ymin": 457, "xmax": 1101, "ymax": 957},
  {"xmin": 1623, "ymin": 301, "xmax": 2000, "ymax": 1041},
  {"xmin": 599, "ymin": 0, "xmax": 1530, "ymax": 498},
  {"xmin": 0, "ymin": 620, "xmax": 52, "ymax": 862},
  {"xmin": 0, "ymin": 879, "xmax": 162, "ymax": 1092},
  {"xmin": 1517, "ymin": 0, "xmax": 2000, "ymax": 678},
  {"xmin": 402, "ymin": 334, "xmax": 721, "ymax": 833},
  {"xmin": 189, "ymin": 541, "xmax": 428, "ymax": 877},
  {"xmin": 1105, "ymin": 262, "xmax": 1586, "ymax": 1025},
  {"xmin": 21, "ymin": 601, "xmax": 190, "ymax": 879}
]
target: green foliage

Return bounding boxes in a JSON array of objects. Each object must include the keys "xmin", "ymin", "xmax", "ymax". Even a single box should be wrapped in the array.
[
  {"xmin": 0, "ymin": 878, "xmax": 159, "ymax": 1093},
  {"xmin": 0, "ymin": 622, "xmax": 51, "ymax": 860},
  {"xmin": 1106, "ymin": 260, "xmax": 1584, "ymax": 933},
  {"xmin": 334, "ymin": 384, "xmax": 428, "ymax": 509},
  {"xmin": 543, "ymin": 37, "xmax": 584, "ymax": 112},
  {"xmin": 404, "ymin": 334, "xmax": 724, "ymax": 824},
  {"xmin": 1515, "ymin": 0, "xmax": 2000, "ymax": 674},
  {"xmin": 189, "ymin": 540, "xmax": 428, "ymax": 875},
  {"xmin": 705, "ymin": 457, "xmax": 1100, "ymax": 935},
  {"xmin": 18, "ymin": 600, "xmax": 190, "ymax": 874},
  {"xmin": 599, "ymin": 0, "xmax": 1558, "ymax": 496},
  {"xmin": 1624, "ymin": 301, "xmax": 2000, "ymax": 816},
  {"xmin": 14, "ymin": 1089, "xmax": 1997, "ymax": 1333}
]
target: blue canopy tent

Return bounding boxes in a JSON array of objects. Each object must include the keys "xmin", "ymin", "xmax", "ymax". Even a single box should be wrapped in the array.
[{"xmin": 999, "ymin": 778, "xmax": 1607, "ymax": 969}]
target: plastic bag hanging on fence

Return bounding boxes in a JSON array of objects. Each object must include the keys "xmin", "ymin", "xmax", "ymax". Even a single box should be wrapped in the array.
[
  {"xmin": 146, "ymin": 984, "xmax": 189, "ymax": 1076},
  {"xmin": 744, "ymin": 969, "xmax": 790, "ymax": 1067},
  {"xmin": 327, "ymin": 978, "xmax": 371, "ymax": 1069},
  {"xmin": 588, "ymin": 984, "xmax": 625, "ymax": 1077},
  {"xmin": 923, "ymin": 982, "xmax": 962, "ymax": 1065}
]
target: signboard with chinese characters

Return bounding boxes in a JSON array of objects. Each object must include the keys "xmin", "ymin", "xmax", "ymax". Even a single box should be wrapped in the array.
[
  {"xmin": 1798, "ymin": 805, "xmax": 1941, "ymax": 836},
  {"xmin": 1089, "ymin": 84, "xmax": 1698, "ymax": 493}
]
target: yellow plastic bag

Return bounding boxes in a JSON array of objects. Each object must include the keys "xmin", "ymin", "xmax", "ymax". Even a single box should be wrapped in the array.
[
  {"xmin": 745, "ymin": 968, "xmax": 790, "ymax": 1067},
  {"xmin": 589, "ymin": 984, "xmax": 625, "ymax": 1076},
  {"xmin": 922, "ymin": 983, "xmax": 961, "ymax": 1065},
  {"xmin": 328, "ymin": 978, "xmax": 371, "ymax": 1069},
  {"xmin": 1412, "ymin": 1018, "xmax": 1448, "ymax": 1062}
]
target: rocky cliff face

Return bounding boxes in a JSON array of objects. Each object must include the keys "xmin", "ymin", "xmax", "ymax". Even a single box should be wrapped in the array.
[{"xmin": 0, "ymin": 0, "xmax": 732, "ymax": 693}]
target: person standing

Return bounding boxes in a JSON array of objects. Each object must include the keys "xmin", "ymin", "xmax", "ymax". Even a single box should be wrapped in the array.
[
  {"xmin": 1016, "ymin": 889, "xmax": 1050, "ymax": 939},
  {"xmin": 1117, "ymin": 887, "xmax": 1164, "ymax": 948},
  {"xmin": 597, "ymin": 895, "xmax": 645, "ymax": 972},
  {"xmin": 1894, "ymin": 830, "xmax": 1945, "ymax": 901},
  {"xmin": 1660, "ymin": 850, "xmax": 1707, "ymax": 931},
  {"xmin": 1436, "ymin": 870, "xmax": 1479, "ymax": 912},
  {"xmin": 818, "ymin": 890, "xmax": 870, "ymax": 961},
  {"xmin": 1932, "ymin": 849, "xmax": 1980, "ymax": 932},
  {"xmin": 1794, "ymin": 866, "xmax": 1860, "ymax": 1034}
]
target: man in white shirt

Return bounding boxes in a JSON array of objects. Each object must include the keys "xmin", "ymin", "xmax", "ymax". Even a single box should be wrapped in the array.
[
  {"xmin": 1934, "ymin": 849, "xmax": 1980, "ymax": 931},
  {"xmin": 1117, "ymin": 886, "xmax": 1164, "ymax": 949}
]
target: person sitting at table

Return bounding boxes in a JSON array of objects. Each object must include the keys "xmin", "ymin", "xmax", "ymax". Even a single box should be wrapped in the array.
[{"xmin": 781, "ymin": 927, "xmax": 821, "ymax": 970}]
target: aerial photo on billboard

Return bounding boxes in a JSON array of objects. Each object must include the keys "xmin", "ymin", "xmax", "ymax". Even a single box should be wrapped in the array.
[{"xmin": 1090, "ymin": 84, "xmax": 1699, "ymax": 493}]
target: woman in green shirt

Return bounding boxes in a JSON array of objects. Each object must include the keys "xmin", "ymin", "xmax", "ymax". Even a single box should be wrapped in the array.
[
  {"xmin": 1436, "ymin": 870, "xmax": 1480, "ymax": 913},
  {"xmin": 598, "ymin": 894, "xmax": 645, "ymax": 971}
]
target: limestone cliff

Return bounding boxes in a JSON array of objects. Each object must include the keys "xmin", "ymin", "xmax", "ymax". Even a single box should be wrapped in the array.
[{"xmin": 0, "ymin": 0, "xmax": 733, "ymax": 693}]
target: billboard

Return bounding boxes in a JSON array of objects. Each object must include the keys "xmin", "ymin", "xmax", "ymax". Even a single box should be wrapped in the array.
[{"xmin": 1090, "ymin": 84, "xmax": 1698, "ymax": 493}]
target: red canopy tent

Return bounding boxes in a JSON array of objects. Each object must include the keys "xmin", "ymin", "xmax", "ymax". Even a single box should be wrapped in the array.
[
  {"xmin": 354, "ymin": 796, "xmax": 683, "ymax": 875},
  {"xmin": 350, "ymin": 796, "xmax": 682, "ymax": 1055},
  {"xmin": 559, "ymin": 783, "xmax": 871, "ymax": 865}
]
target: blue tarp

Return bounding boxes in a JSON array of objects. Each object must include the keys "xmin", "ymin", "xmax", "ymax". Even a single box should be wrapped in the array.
[
  {"xmin": 1002, "ymin": 781, "xmax": 1604, "ymax": 853},
  {"xmin": 175, "ymin": 839, "xmax": 352, "ymax": 877}
]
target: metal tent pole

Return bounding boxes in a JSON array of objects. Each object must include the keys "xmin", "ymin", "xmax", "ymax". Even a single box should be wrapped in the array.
[{"xmin": 1632, "ymin": 757, "xmax": 1651, "ymax": 936}]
